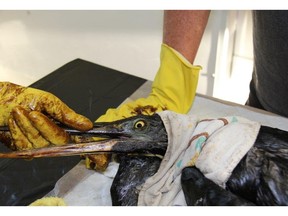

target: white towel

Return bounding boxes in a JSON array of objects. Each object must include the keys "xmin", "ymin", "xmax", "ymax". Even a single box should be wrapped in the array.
[{"xmin": 137, "ymin": 110, "xmax": 261, "ymax": 206}]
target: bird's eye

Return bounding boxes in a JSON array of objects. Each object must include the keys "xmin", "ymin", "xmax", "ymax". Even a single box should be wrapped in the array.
[{"xmin": 134, "ymin": 120, "xmax": 146, "ymax": 129}]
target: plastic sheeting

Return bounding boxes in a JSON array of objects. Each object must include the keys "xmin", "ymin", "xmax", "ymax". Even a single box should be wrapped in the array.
[{"xmin": 46, "ymin": 161, "xmax": 119, "ymax": 206}]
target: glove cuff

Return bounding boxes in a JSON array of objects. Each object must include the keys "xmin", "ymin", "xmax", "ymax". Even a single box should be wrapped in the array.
[
  {"xmin": 163, "ymin": 43, "xmax": 202, "ymax": 70},
  {"xmin": 151, "ymin": 44, "xmax": 202, "ymax": 114}
]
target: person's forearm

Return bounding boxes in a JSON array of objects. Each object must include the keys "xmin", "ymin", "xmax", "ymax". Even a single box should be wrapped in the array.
[{"xmin": 163, "ymin": 10, "xmax": 210, "ymax": 64}]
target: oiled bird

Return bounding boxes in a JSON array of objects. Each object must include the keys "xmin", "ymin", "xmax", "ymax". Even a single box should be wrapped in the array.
[{"xmin": 1, "ymin": 113, "xmax": 288, "ymax": 206}]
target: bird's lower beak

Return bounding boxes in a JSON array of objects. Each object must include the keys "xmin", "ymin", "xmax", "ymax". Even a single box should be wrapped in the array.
[
  {"xmin": 0, "ymin": 138, "xmax": 166, "ymax": 159},
  {"xmin": 0, "ymin": 139, "xmax": 119, "ymax": 159}
]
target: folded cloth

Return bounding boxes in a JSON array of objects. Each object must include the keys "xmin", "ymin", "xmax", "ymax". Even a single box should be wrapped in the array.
[{"xmin": 137, "ymin": 110, "xmax": 261, "ymax": 206}]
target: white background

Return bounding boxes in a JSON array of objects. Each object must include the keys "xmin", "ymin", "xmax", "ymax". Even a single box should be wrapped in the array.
[{"xmin": 0, "ymin": 10, "xmax": 253, "ymax": 104}]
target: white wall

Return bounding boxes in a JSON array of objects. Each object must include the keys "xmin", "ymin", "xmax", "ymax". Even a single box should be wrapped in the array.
[
  {"xmin": 212, "ymin": 11, "xmax": 253, "ymax": 104},
  {"xmin": 0, "ymin": 10, "xmax": 163, "ymax": 86},
  {"xmin": 0, "ymin": 10, "xmax": 253, "ymax": 103}
]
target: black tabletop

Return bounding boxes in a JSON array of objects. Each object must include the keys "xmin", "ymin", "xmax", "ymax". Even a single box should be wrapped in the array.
[{"xmin": 0, "ymin": 59, "xmax": 146, "ymax": 206}]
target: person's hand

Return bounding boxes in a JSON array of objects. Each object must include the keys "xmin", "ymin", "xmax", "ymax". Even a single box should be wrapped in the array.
[
  {"xmin": 0, "ymin": 82, "xmax": 93, "ymax": 150},
  {"xmin": 85, "ymin": 43, "xmax": 202, "ymax": 171}
]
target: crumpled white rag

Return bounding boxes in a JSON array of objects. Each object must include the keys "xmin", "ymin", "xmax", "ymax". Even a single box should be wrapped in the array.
[{"xmin": 137, "ymin": 110, "xmax": 261, "ymax": 206}]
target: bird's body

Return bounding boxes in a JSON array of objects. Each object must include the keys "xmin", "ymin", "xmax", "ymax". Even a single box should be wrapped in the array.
[
  {"xmin": 182, "ymin": 125, "xmax": 288, "ymax": 206},
  {"xmin": 111, "ymin": 155, "xmax": 162, "ymax": 206},
  {"xmin": 226, "ymin": 126, "xmax": 288, "ymax": 205},
  {"xmin": 181, "ymin": 166, "xmax": 255, "ymax": 206}
]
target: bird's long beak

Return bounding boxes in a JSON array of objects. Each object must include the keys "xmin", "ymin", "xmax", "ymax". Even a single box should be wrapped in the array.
[
  {"xmin": 0, "ymin": 139, "xmax": 118, "ymax": 159},
  {"xmin": 0, "ymin": 121, "xmax": 167, "ymax": 159},
  {"xmin": 0, "ymin": 139, "xmax": 155, "ymax": 159}
]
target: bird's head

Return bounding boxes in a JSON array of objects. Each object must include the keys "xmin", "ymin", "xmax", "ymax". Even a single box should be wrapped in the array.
[{"xmin": 0, "ymin": 114, "xmax": 168, "ymax": 159}]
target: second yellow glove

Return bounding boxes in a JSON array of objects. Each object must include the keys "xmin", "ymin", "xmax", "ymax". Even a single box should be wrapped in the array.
[{"xmin": 86, "ymin": 43, "xmax": 202, "ymax": 171}]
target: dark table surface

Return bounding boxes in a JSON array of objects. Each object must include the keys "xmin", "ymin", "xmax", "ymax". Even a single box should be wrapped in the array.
[{"xmin": 0, "ymin": 59, "xmax": 146, "ymax": 206}]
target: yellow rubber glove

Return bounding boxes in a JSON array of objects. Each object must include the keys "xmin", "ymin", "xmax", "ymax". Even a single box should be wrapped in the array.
[
  {"xmin": 97, "ymin": 44, "xmax": 201, "ymax": 121},
  {"xmin": 86, "ymin": 43, "xmax": 202, "ymax": 171},
  {"xmin": 0, "ymin": 82, "xmax": 93, "ymax": 150},
  {"xmin": 29, "ymin": 196, "xmax": 66, "ymax": 206}
]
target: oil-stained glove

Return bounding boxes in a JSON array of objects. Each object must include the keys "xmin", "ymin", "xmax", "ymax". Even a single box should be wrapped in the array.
[
  {"xmin": 0, "ymin": 82, "xmax": 93, "ymax": 150},
  {"xmin": 86, "ymin": 43, "xmax": 202, "ymax": 171}
]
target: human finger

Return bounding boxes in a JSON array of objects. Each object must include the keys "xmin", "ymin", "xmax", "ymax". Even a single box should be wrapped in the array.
[
  {"xmin": 8, "ymin": 117, "xmax": 33, "ymax": 150},
  {"xmin": 11, "ymin": 106, "xmax": 50, "ymax": 149},
  {"xmin": 38, "ymin": 92, "xmax": 93, "ymax": 131},
  {"xmin": 28, "ymin": 111, "xmax": 69, "ymax": 145}
]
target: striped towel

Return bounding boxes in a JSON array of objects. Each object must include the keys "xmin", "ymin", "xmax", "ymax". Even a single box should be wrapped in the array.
[{"xmin": 137, "ymin": 110, "xmax": 260, "ymax": 206}]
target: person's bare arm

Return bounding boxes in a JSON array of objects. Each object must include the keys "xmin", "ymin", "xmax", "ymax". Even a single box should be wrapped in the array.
[{"xmin": 163, "ymin": 10, "xmax": 210, "ymax": 64}]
